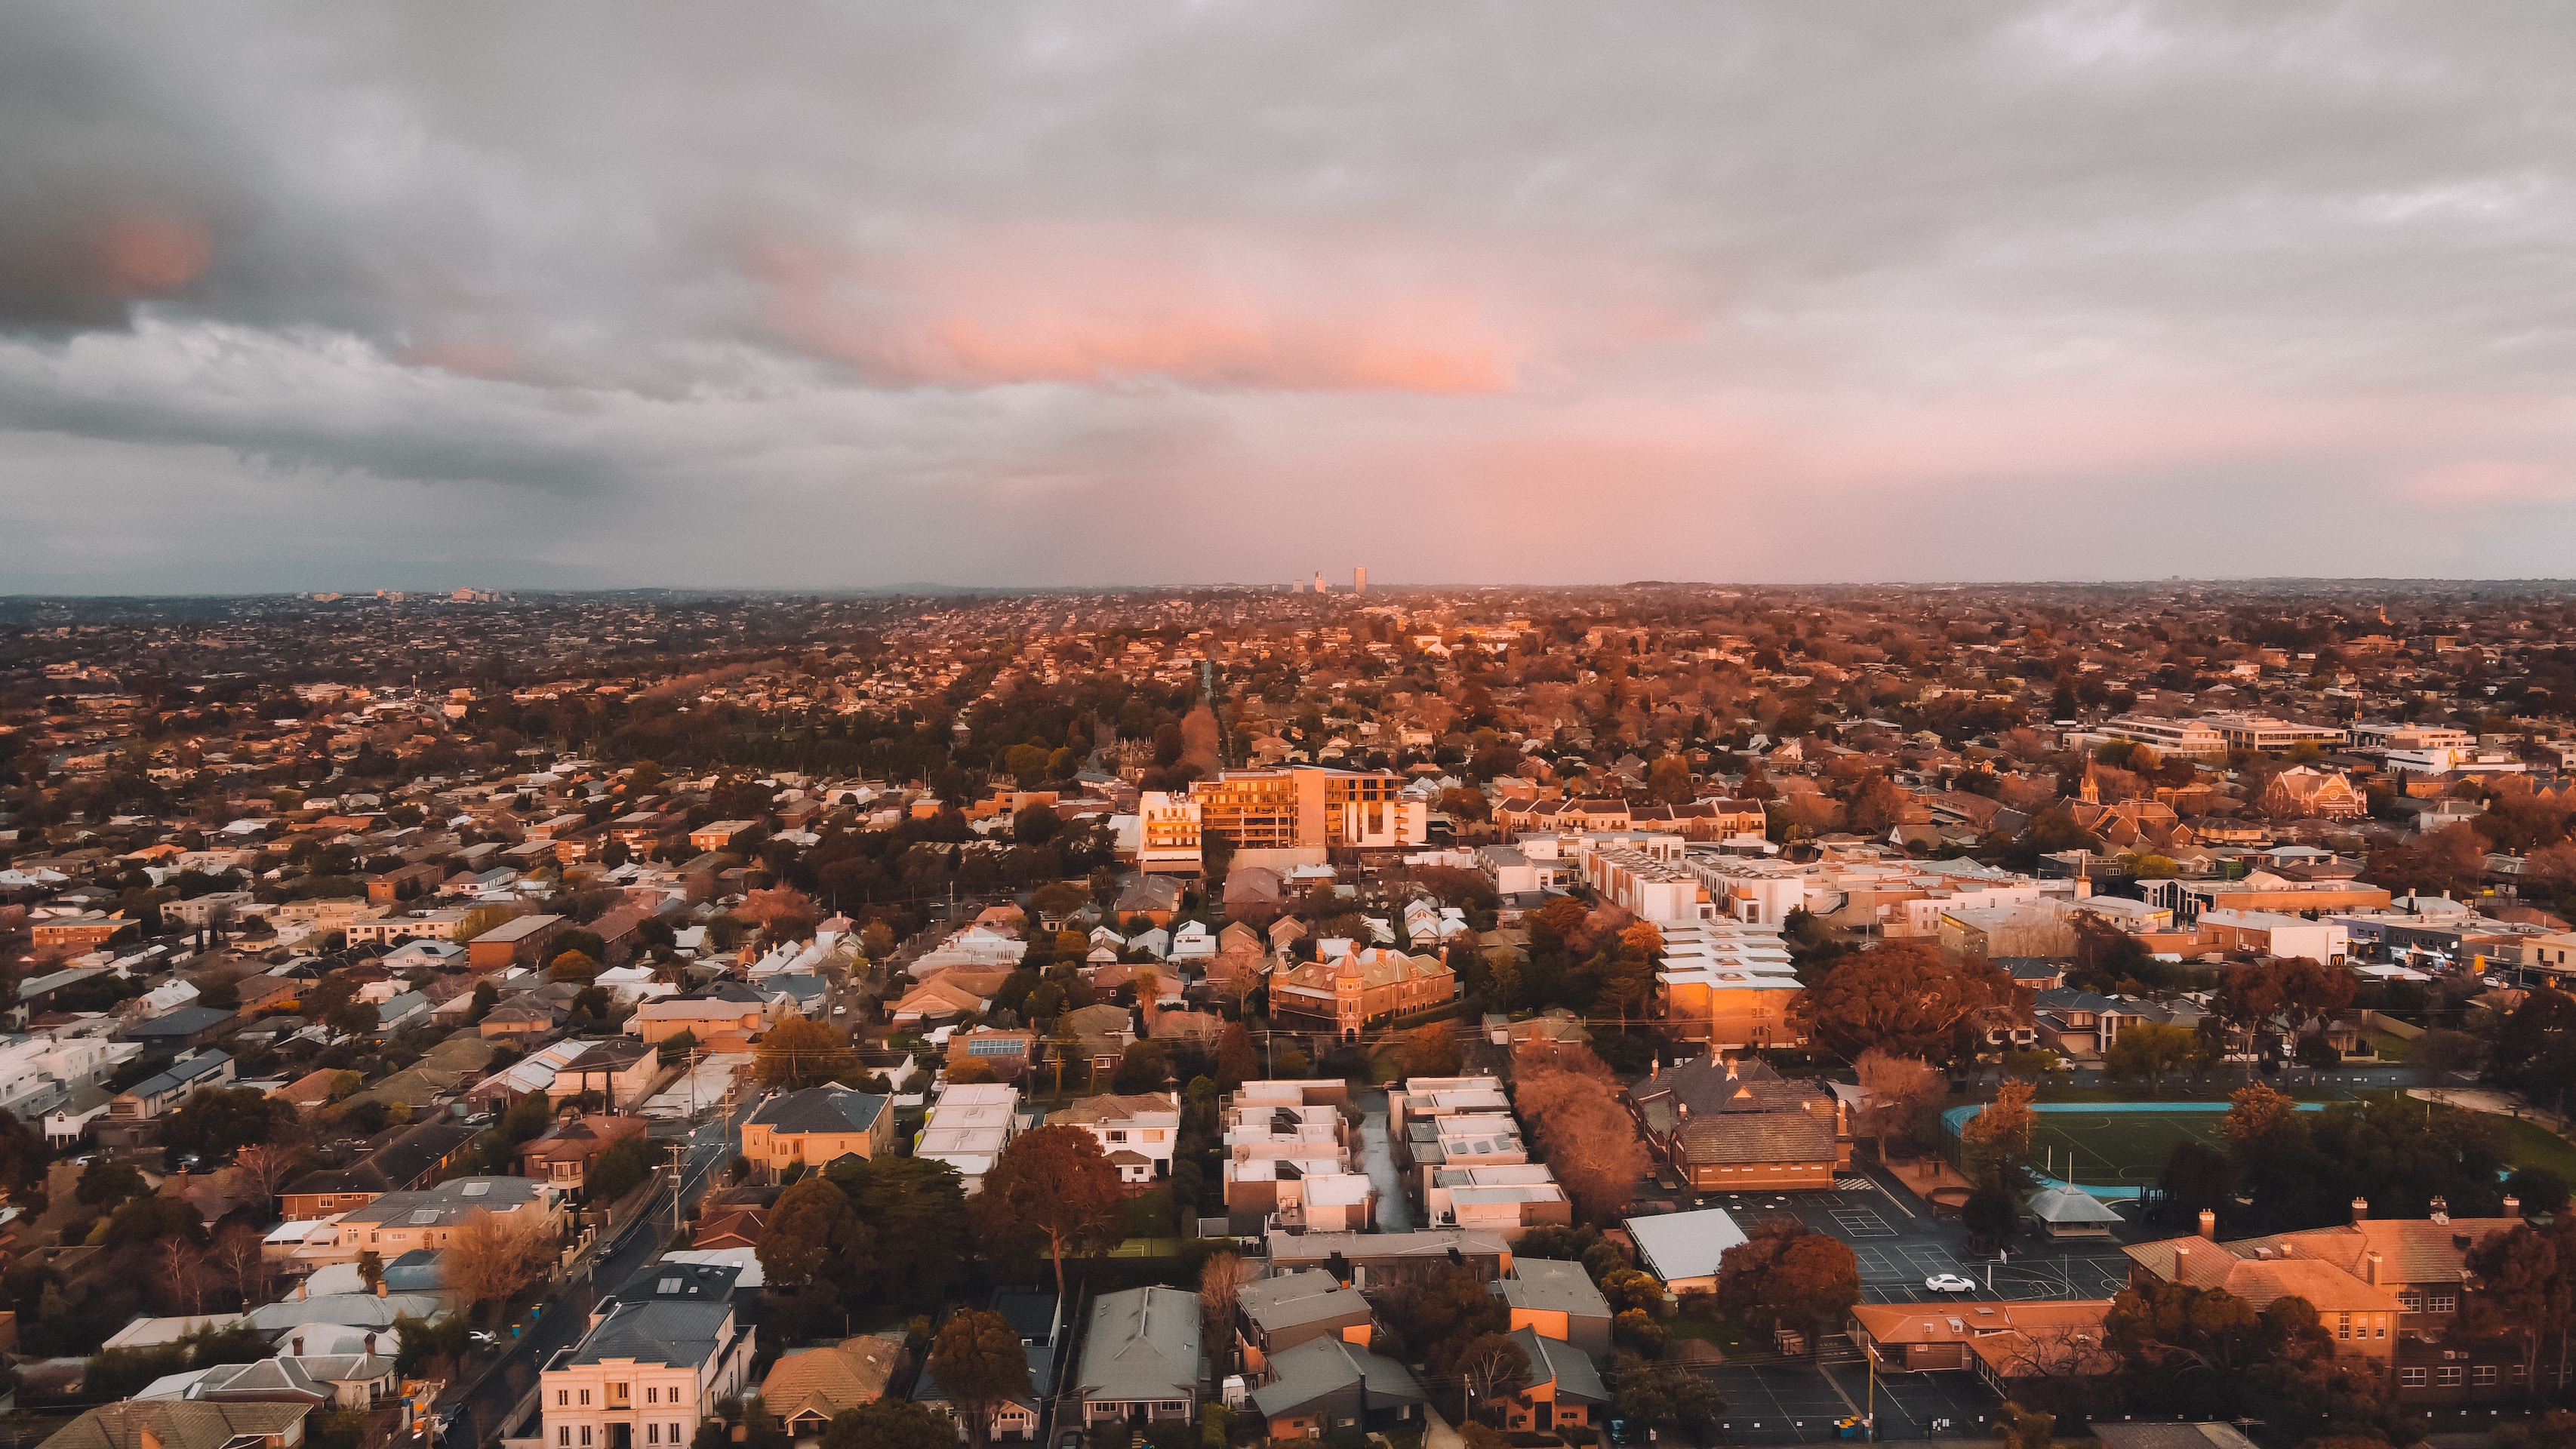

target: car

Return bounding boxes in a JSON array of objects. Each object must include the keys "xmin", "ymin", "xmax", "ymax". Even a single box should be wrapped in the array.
[
  {"xmin": 468, "ymin": 1329, "xmax": 498, "ymax": 1346},
  {"xmin": 833, "ymin": 1005, "xmax": 848, "ymax": 1015},
  {"xmin": 175, "ymin": 1152, "xmax": 202, "ymax": 1171},
  {"xmin": 1059, "ymin": 1432, "xmax": 1084, "ymax": 1449},
  {"xmin": 1925, "ymin": 1273, "xmax": 1977, "ymax": 1293},
  {"xmin": 72, "ymin": 1154, "xmax": 96, "ymax": 1168}
]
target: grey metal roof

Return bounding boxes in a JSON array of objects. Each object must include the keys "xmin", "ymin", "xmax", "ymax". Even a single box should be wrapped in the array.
[
  {"xmin": 574, "ymin": 1296, "xmax": 733, "ymax": 1367},
  {"xmin": 1507, "ymin": 1326, "xmax": 1607, "ymax": 1404},
  {"xmin": 1078, "ymin": 1286, "xmax": 1201, "ymax": 1403},
  {"xmin": 1493, "ymin": 1260, "xmax": 1610, "ymax": 1320},
  {"xmin": 1248, "ymin": 1337, "xmax": 1426, "ymax": 1418},
  {"xmin": 1238, "ymin": 1270, "xmax": 1369, "ymax": 1332}
]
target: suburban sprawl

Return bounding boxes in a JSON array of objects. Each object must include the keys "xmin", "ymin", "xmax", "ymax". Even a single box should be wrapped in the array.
[{"xmin": 7, "ymin": 580, "xmax": 2576, "ymax": 1449}]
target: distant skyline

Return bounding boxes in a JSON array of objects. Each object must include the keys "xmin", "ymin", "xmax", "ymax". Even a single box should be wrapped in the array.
[{"xmin": 9, "ymin": 5, "xmax": 2576, "ymax": 592}]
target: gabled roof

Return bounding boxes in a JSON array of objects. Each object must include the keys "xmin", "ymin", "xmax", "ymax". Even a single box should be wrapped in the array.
[
  {"xmin": 759, "ymin": 1334, "xmax": 906, "ymax": 1424},
  {"xmin": 1494, "ymin": 1259, "xmax": 1611, "ymax": 1320},
  {"xmin": 746, "ymin": 1085, "xmax": 888, "ymax": 1136},
  {"xmin": 1249, "ymin": 1336, "xmax": 1426, "ymax": 1418},
  {"xmin": 1079, "ymin": 1286, "xmax": 1202, "ymax": 1402},
  {"xmin": 43, "ymin": 1399, "xmax": 310, "ymax": 1449}
]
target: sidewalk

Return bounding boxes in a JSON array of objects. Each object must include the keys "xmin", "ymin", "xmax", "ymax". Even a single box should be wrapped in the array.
[
  {"xmin": 1420, "ymin": 1404, "xmax": 1463, "ymax": 1449},
  {"xmin": 2407, "ymin": 1086, "xmax": 2576, "ymax": 1137}
]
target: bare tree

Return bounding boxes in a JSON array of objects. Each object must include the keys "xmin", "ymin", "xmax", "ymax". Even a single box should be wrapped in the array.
[
  {"xmin": 1454, "ymin": 1332, "xmax": 1532, "ymax": 1421},
  {"xmin": 1199, "ymin": 1251, "xmax": 1254, "ymax": 1364},
  {"xmin": 211, "ymin": 1222, "xmax": 273, "ymax": 1308},
  {"xmin": 1516, "ymin": 1064, "xmax": 1652, "ymax": 1223},
  {"xmin": 158, "ymin": 1237, "xmax": 211, "ymax": 1315},
  {"xmin": 1854, "ymin": 1050, "xmax": 1944, "ymax": 1164},
  {"xmin": 223, "ymin": 1143, "xmax": 300, "ymax": 1211},
  {"xmin": 443, "ymin": 1209, "xmax": 559, "ymax": 1324}
]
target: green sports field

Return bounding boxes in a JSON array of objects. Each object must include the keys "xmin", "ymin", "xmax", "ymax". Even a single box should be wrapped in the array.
[{"xmin": 2024, "ymin": 1109, "xmax": 2236, "ymax": 1186}]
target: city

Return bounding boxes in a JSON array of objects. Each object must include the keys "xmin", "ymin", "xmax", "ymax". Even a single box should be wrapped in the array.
[{"xmin": 3, "ymin": 581, "xmax": 2576, "ymax": 1449}]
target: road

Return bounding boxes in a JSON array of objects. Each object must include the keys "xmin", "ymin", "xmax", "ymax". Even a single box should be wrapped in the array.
[
  {"xmin": 1352, "ymin": 1088, "xmax": 1414, "ymax": 1230},
  {"xmin": 445, "ymin": 1118, "xmax": 740, "ymax": 1448}
]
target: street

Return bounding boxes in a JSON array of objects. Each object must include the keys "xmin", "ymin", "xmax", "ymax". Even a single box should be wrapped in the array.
[{"xmin": 445, "ymin": 1118, "xmax": 740, "ymax": 1448}]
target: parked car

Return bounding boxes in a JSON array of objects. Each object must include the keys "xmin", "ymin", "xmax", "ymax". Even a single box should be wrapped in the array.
[{"xmin": 1924, "ymin": 1273, "xmax": 1976, "ymax": 1293}]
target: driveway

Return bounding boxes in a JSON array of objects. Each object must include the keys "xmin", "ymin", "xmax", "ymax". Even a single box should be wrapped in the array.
[{"xmin": 1353, "ymin": 1088, "xmax": 1414, "ymax": 1229}]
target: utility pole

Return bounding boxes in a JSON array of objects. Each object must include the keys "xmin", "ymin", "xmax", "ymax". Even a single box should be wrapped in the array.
[{"xmin": 667, "ymin": 1140, "xmax": 688, "ymax": 1238}]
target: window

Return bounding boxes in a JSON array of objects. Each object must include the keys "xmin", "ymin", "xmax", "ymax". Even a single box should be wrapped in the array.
[
  {"xmin": 1159, "ymin": 1402, "xmax": 1186, "ymax": 1414},
  {"xmin": 646, "ymin": 1389, "xmax": 657, "ymax": 1405},
  {"xmin": 2401, "ymin": 1369, "xmax": 2427, "ymax": 1387},
  {"xmin": 2476, "ymin": 1366, "xmax": 2499, "ymax": 1386},
  {"xmin": 2337, "ymin": 1315, "xmax": 2351, "ymax": 1341},
  {"xmin": 1107, "ymin": 1131, "xmax": 1127, "ymax": 1143},
  {"xmin": 669, "ymin": 1428, "xmax": 681, "ymax": 1444},
  {"xmin": 648, "ymin": 1429, "xmax": 659, "ymax": 1445},
  {"xmin": 559, "ymin": 1393, "xmax": 571, "ymax": 1408},
  {"xmin": 2438, "ymin": 1367, "xmax": 2464, "ymax": 1386},
  {"xmin": 580, "ymin": 1392, "xmax": 592, "ymax": 1407},
  {"xmin": 581, "ymin": 1430, "xmax": 595, "ymax": 1447},
  {"xmin": 2431, "ymin": 1294, "xmax": 2458, "ymax": 1313}
]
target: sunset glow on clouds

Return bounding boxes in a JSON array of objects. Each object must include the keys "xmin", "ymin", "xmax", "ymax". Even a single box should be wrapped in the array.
[{"xmin": 8, "ymin": 2, "xmax": 2576, "ymax": 590}]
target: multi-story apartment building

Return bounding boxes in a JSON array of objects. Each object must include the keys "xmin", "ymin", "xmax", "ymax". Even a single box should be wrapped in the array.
[
  {"xmin": 1136, "ymin": 792, "xmax": 1202, "ymax": 873},
  {"xmin": 1188, "ymin": 768, "xmax": 1425, "ymax": 851},
  {"xmin": 542, "ymin": 1262, "xmax": 755, "ymax": 1449}
]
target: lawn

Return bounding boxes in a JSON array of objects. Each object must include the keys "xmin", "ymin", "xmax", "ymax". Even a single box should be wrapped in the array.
[
  {"xmin": 1664, "ymin": 1314, "xmax": 1771, "ymax": 1361},
  {"xmin": 2374, "ymin": 1032, "xmax": 2416, "ymax": 1063},
  {"xmin": 2490, "ymin": 1114, "xmax": 2576, "ymax": 1182},
  {"xmin": 2024, "ymin": 1109, "xmax": 2238, "ymax": 1186}
]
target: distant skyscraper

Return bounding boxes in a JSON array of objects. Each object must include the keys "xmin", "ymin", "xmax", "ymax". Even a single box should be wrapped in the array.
[
  {"xmin": 1354, "ymin": 566, "xmax": 1367, "ymax": 595},
  {"xmin": 1314, "ymin": 571, "xmax": 1328, "ymax": 594}
]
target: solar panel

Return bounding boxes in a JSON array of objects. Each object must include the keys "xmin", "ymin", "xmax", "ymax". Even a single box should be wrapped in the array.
[
  {"xmin": 461, "ymin": 1181, "xmax": 491, "ymax": 1196},
  {"xmin": 659, "ymin": 1276, "xmax": 682, "ymax": 1294},
  {"xmin": 409, "ymin": 1211, "xmax": 439, "ymax": 1225}
]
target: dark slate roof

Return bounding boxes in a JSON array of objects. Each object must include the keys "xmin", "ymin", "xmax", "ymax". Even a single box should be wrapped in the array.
[
  {"xmin": 1508, "ymin": 1326, "xmax": 1608, "ymax": 1404},
  {"xmin": 746, "ymin": 1085, "xmax": 888, "ymax": 1135},
  {"xmin": 1677, "ymin": 1110, "xmax": 1835, "ymax": 1166},
  {"xmin": 123, "ymin": 1006, "xmax": 239, "ymax": 1040}
]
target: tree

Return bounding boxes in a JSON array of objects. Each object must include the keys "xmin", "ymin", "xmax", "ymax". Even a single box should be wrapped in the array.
[
  {"xmin": 1606, "ymin": 1351, "xmax": 1722, "ymax": 1435},
  {"xmin": 1199, "ymin": 1251, "xmax": 1254, "ymax": 1346},
  {"xmin": 1647, "ymin": 756, "xmax": 1695, "ymax": 806},
  {"xmin": 1963, "ymin": 1183, "xmax": 2018, "ymax": 1244},
  {"xmin": 222, "ymin": 1143, "xmax": 301, "ymax": 1211},
  {"xmin": 156, "ymin": 1236, "xmax": 211, "ymax": 1314},
  {"xmin": 1514, "ymin": 1062, "xmax": 1652, "ymax": 1223},
  {"xmin": 1962, "ymin": 1080, "xmax": 2039, "ymax": 1190},
  {"xmin": 756, "ymin": 1016, "xmax": 858, "ymax": 1091},
  {"xmin": 1112, "ymin": 1041, "xmax": 1171, "ymax": 1094},
  {"xmin": 1716, "ymin": 1216, "xmax": 1861, "ymax": 1338},
  {"xmin": 1999, "ymin": 1402, "xmax": 2054, "ymax": 1449},
  {"xmin": 585, "ymin": 1138, "xmax": 654, "ymax": 1201},
  {"xmin": 211, "ymin": 1222, "xmax": 272, "ymax": 1308},
  {"xmin": 758, "ymin": 1177, "xmax": 876, "ymax": 1294},
  {"xmin": 1454, "ymin": 1332, "xmax": 1532, "ymax": 1420},
  {"xmin": 2104, "ymin": 1021, "xmax": 2209, "ymax": 1094},
  {"xmin": 1402, "ymin": 1021, "xmax": 1462, "ymax": 1078},
  {"xmin": 77, "ymin": 1158, "xmax": 146, "ymax": 1208},
  {"xmin": 928, "ymin": 1309, "xmax": 1031, "ymax": 1449},
  {"xmin": 547, "ymin": 949, "xmax": 601, "ymax": 983},
  {"xmin": 2461, "ymin": 1222, "xmax": 2575, "ymax": 1396},
  {"xmin": 821, "ymin": 1401, "xmax": 959, "ymax": 1449},
  {"xmin": 1029, "ymin": 881, "xmax": 1090, "ymax": 924},
  {"xmin": 1854, "ymin": 1049, "xmax": 1943, "ymax": 1163},
  {"xmin": 738, "ymin": 886, "xmax": 820, "ymax": 942},
  {"xmin": 443, "ymin": 1209, "xmax": 557, "ymax": 1324},
  {"xmin": 1799, "ymin": 942, "xmax": 2008, "ymax": 1062},
  {"xmin": 1386, "ymin": 1264, "xmax": 1510, "ymax": 1375},
  {"xmin": 824, "ymin": 1155, "xmax": 971, "ymax": 1309},
  {"xmin": 162, "ymin": 1087, "xmax": 290, "ymax": 1163},
  {"xmin": 971, "ymin": 1126, "xmax": 1126, "ymax": 1300}
]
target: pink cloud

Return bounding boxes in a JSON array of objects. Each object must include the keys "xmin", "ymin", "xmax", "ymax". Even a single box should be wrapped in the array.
[
  {"xmin": 749, "ymin": 228, "xmax": 1678, "ymax": 394},
  {"xmin": 94, "ymin": 211, "xmax": 211, "ymax": 297},
  {"xmin": 402, "ymin": 337, "xmax": 522, "ymax": 381}
]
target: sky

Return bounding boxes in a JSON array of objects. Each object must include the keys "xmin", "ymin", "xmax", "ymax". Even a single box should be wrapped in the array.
[{"xmin": 7, "ymin": 2, "xmax": 2576, "ymax": 593}]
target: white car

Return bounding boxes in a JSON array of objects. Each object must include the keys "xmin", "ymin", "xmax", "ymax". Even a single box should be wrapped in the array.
[{"xmin": 1924, "ymin": 1274, "xmax": 1976, "ymax": 1294}]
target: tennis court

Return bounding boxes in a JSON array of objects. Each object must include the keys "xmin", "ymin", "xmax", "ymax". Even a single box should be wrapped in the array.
[{"xmin": 1942, "ymin": 1101, "xmax": 2324, "ymax": 1197}]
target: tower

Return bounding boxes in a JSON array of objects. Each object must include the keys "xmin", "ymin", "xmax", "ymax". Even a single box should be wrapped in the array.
[
  {"xmin": 1313, "ymin": 571, "xmax": 1328, "ymax": 595},
  {"xmin": 1354, "ymin": 565, "xmax": 1367, "ymax": 595}
]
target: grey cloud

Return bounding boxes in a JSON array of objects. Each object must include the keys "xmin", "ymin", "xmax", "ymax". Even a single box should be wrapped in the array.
[{"xmin": 6, "ymin": 1, "xmax": 2576, "ymax": 587}]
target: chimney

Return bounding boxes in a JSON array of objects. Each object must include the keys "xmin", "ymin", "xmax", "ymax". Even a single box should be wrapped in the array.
[
  {"xmin": 2198, "ymin": 1209, "xmax": 2216, "ymax": 1240},
  {"xmin": 2431, "ymin": 1196, "xmax": 2451, "ymax": 1224},
  {"xmin": 377, "ymin": 1275, "xmax": 389, "ymax": 1297},
  {"xmin": 2507, "ymin": 1195, "xmax": 2524, "ymax": 1218},
  {"xmin": 2365, "ymin": 1251, "xmax": 2384, "ymax": 1284},
  {"xmin": 2174, "ymin": 1244, "xmax": 2190, "ymax": 1278},
  {"xmin": 2351, "ymin": 1197, "xmax": 2369, "ymax": 1224}
]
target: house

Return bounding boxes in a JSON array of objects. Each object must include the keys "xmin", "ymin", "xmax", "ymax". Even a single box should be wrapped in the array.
[
  {"xmin": 1848, "ymin": 1299, "xmax": 2119, "ymax": 1395},
  {"xmin": 1426, "ymin": 1165, "xmax": 1573, "ymax": 1238},
  {"xmin": 688, "ymin": 820, "xmax": 760, "ymax": 853},
  {"xmin": 2027, "ymin": 1185, "xmax": 2124, "ymax": 1240},
  {"xmin": 1236, "ymin": 1270, "xmax": 1373, "ymax": 1367},
  {"xmin": 915, "ymin": 1082, "xmax": 1019, "ymax": 1195},
  {"xmin": 122, "ymin": 1005, "xmax": 240, "ymax": 1057},
  {"xmin": 1497, "ymin": 1326, "xmax": 1607, "ymax": 1434},
  {"xmin": 2261, "ymin": 767, "xmax": 2368, "ymax": 821},
  {"xmin": 481, "ymin": 996, "xmax": 566, "ymax": 1040},
  {"xmin": 630, "ymin": 997, "xmax": 769, "ymax": 1047},
  {"xmin": 758, "ymin": 1334, "xmax": 907, "ymax": 1443},
  {"xmin": 554, "ymin": 1038, "xmax": 661, "ymax": 1109},
  {"xmin": 1628, "ymin": 1055, "xmax": 1845, "ymax": 1191},
  {"xmin": 519, "ymin": 1112, "xmax": 651, "ymax": 1192},
  {"xmin": 38, "ymin": 1399, "xmax": 309, "ymax": 1449},
  {"xmin": 890, "ymin": 977, "xmax": 991, "ymax": 1026},
  {"xmin": 1494, "ymin": 1259, "xmax": 1614, "ymax": 1355},
  {"xmin": 335, "ymin": 1176, "xmax": 560, "ymax": 1258},
  {"xmin": 1045, "ymin": 1093, "xmax": 1179, "ymax": 1185},
  {"xmin": 946, "ymin": 1029, "xmax": 1037, "ymax": 1082},
  {"xmin": 1056, "ymin": 1004, "xmax": 1137, "ymax": 1084},
  {"xmin": 1262, "ymin": 1229, "xmax": 1510, "ymax": 1288},
  {"xmin": 540, "ymin": 1262, "xmax": 755, "ymax": 1449},
  {"xmin": 1621, "ymin": 1208, "xmax": 1749, "ymax": 1294},
  {"xmin": 279, "ymin": 1120, "xmax": 475, "ymax": 1218},
  {"xmin": 1076, "ymin": 1287, "xmax": 1202, "ymax": 1428},
  {"xmin": 1245, "ymin": 1337, "xmax": 1429, "ymax": 1441},
  {"xmin": 740, "ymin": 1086, "xmax": 894, "ymax": 1181},
  {"xmin": 109, "ymin": 1051, "xmax": 235, "ymax": 1123},
  {"xmin": 467, "ymin": 913, "xmax": 565, "ymax": 970},
  {"xmin": 915, "ymin": 1289, "xmax": 1061, "ymax": 1443}
]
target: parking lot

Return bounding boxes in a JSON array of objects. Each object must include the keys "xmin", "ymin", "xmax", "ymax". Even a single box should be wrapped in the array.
[
  {"xmin": 1661, "ymin": 1177, "xmax": 2137, "ymax": 1306},
  {"xmin": 1707, "ymin": 1346, "xmax": 2004, "ymax": 1444}
]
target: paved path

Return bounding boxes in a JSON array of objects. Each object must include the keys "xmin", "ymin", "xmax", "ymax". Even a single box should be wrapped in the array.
[
  {"xmin": 1354, "ymin": 1088, "xmax": 1414, "ymax": 1230},
  {"xmin": 1420, "ymin": 1404, "xmax": 1463, "ymax": 1449}
]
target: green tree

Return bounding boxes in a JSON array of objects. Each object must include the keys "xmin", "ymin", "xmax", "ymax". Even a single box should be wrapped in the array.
[
  {"xmin": 756, "ymin": 1016, "xmax": 859, "ymax": 1090},
  {"xmin": 969, "ymin": 1127, "xmax": 1125, "ymax": 1301},
  {"xmin": 583, "ymin": 1138, "xmax": 654, "ymax": 1201},
  {"xmin": 756, "ymin": 1177, "xmax": 876, "ymax": 1294},
  {"xmin": 2104, "ymin": 1021, "xmax": 2209, "ymax": 1094},
  {"xmin": 927, "ymin": 1309, "xmax": 1032, "ymax": 1449},
  {"xmin": 1606, "ymin": 1350, "xmax": 1722, "ymax": 1434},
  {"xmin": 821, "ymin": 1401, "xmax": 958, "ymax": 1449}
]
